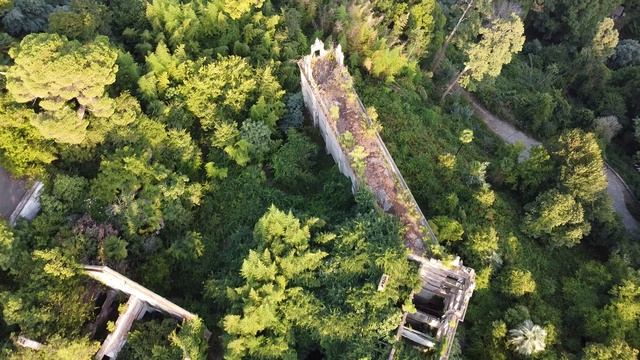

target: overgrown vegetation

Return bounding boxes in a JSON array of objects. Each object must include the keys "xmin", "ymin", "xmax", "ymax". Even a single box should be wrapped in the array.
[{"xmin": 0, "ymin": 0, "xmax": 638, "ymax": 359}]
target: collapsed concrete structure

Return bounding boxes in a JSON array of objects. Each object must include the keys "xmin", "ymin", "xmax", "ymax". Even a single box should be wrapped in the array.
[
  {"xmin": 0, "ymin": 167, "xmax": 43, "ymax": 226},
  {"xmin": 298, "ymin": 39, "xmax": 475, "ymax": 359},
  {"xmin": 83, "ymin": 266, "xmax": 209, "ymax": 359}
]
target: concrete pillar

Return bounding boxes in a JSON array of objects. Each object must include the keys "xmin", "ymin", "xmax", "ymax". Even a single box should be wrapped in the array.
[{"xmin": 95, "ymin": 295, "xmax": 147, "ymax": 360}]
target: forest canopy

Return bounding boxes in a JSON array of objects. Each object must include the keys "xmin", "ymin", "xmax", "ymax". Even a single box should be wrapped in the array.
[{"xmin": 0, "ymin": 0, "xmax": 639, "ymax": 359}]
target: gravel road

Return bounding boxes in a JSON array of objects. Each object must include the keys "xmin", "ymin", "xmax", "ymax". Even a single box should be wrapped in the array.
[{"xmin": 461, "ymin": 90, "xmax": 639, "ymax": 235}]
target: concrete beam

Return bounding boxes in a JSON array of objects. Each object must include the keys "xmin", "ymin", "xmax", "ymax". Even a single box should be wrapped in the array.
[{"xmin": 95, "ymin": 295, "xmax": 147, "ymax": 359}]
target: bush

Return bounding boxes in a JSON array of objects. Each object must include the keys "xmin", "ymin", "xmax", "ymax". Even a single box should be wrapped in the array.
[{"xmin": 500, "ymin": 268, "xmax": 537, "ymax": 297}]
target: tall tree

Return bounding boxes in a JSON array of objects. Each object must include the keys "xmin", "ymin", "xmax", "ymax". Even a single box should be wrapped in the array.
[
  {"xmin": 443, "ymin": 13, "xmax": 525, "ymax": 98},
  {"xmin": 553, "ymin": 129, "xmax": 607, "ymax": 203},
  {"xmin": 6, "ymin": 33, "xmax": 118, "ymax": 143},
  {"xmin": 523, "ymin": 189, "xmax": 590, "ymax": 247},
  {"xmin": 222, "ymin": 206, "xmax": 326, "ymax": 359}
]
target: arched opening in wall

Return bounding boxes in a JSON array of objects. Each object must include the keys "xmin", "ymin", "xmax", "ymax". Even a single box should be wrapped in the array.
[{"xmin": 314, "ymin": 50, "xmax": 321, "ymax": 57}]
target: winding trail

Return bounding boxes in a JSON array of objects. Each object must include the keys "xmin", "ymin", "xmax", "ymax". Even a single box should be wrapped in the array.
[{"xmin": 461, "ymin": 90, "xmax": 640, "ymax": 235}]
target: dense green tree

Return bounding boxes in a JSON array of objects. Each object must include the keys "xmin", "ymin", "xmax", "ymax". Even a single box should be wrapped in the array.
[
  {"xmin": 444, "ymin": 14, "xmax": 525, "ymax": 97},
  {"xmin": 528, "ymin": 0, "xmax": 620, "ymax": 46},
  {"xmin": 590, "ymin": 18, "xmax": 618, "ymax": 59},
  {"xmin": 2, "ymin": 0, "xmax": 54, "ymax": 36},
  {"xmin": 523, "ymin": 189, "xmax": 590, "ymax": 247},
  {"xmin": 48, "ymin": 0, "xmax": 110, "ymax": 41},
  {"xmin": 583, "ymin": 339, "xmax": 639, "ymax": 360},
  {"xmin": 0, "ymin": 221, "xmax": 14, "ymax": 271},
  {"xmin": 0, "ymin": 95, "xmax": 56, "ymax": 177},
  {"xmin": 272, "ymin": 130, "xmax": 318, "ymax": 191},
  {"xmin": 223, "ymin": 206, "xmax": 326, "ymax": 359},
  {"xmin": 6, "ymin": 33, "xmax": 118, "ymax": 143},
  {"xmin": 500, "ymin": 268, "xmax": 537, "ymax": 297},
  {"xmin": 553, "ymin": 129, "xmax": 607, "ymax": 203},
  {"xmin": 429, "ymin": 216, "xmax": 464, "ymax": 243},
  {"xmin": 179, "ymin": 56, "xmax": 284, "ymax": 131},
  {"xmin": 120, "ymin": 318, "xmax": 181, "ymax": 359},
  {"xmin": 169, "ymin": 317, "xmax": 208, "ymax": 360},
  {"xmin": 8, "ymin": 336, "xmax": 100, "ymax": 360},
  {"xmin": 611, "ymin": 39, "xmax": 640, "ymax": 68},
  {"xmin": 90, "ymin": 147, "xmax": 202, "ymax": 236}
]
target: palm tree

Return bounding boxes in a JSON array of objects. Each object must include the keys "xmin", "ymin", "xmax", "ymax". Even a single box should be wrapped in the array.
[{"xmin": 507, "ymin": 320, "xmax": 547, "ymax": 356}]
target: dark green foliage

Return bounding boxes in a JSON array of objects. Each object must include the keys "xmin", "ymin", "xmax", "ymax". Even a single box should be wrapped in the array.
[
  {"xmin": 611, "ymin": 39, "xmax": 640, "ymax": 69},
  {"xmin": 2, "ymin": 0, "xmax": 54, "ymax": 36},
  {"xmin": 272, "ymin": 130, "xmax": 318, "ymax": 191},
  {"xmin": 48, "ymin": 0, "xmax": 110, "ymax": 40},
  {"xmin": 278, "ymin": 91, "xmax": 304, "ymax": 131}
]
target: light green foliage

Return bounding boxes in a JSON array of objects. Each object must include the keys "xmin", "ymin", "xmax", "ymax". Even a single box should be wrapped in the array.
[
  {"xmin": 366, "ymin": 44, "xmax": 411, "ymax": 82},
  {"xmin": 523, "ymin": 189, "xmax": 590, "ymax": 247},
  {"xmin": 7, "ymin": 33, "xmax": 118, "ymax": 119},
  {"xmin": 339, "ymin": 131, "xmax": 356, "ymax": 149},
  {"xmin": 591, "ymin": 18, "xmax": 618, "ymax": 59},
  {"xmin": 223, "ymin": 206, "xmax": 326, "ymax": 360},
  {"xmin": 507, "ymin": 320, "xmax": 547, "ymax": 356},
  {"xmin": 583, "ymin": 339, "xmax": 639, "ymax": 360},
  {"xmin": 0, "ymin": 95, "xmax": 56, "ymax": 177},
  {"xmin": 0, "ymin": 221, "xmax": 14, "ymax": 271},
  {"xmin": 349, "ymin": 145, "xmax": 369, "ymax": 177},
  {"xmin": 145, "ymin": 0, "xmax": 199, "ymax": 50},
  {"xmin": 459, "ymin": 14, "xmax": 525, "ymax": 87},
  {"xmin": 222, "ymin": 0, "xmax": 264, "ymax": 20},
  {"xmin": 8, "ymin": 336, "xmax": 100, "ymax": 360},
  {"xmin": 596, "ymin": 277, "xmax": 640, "ymax": 338},
  {"xmin": 1, "ymin": 249, "xmax": 93, "ymax": 338},
  {"xmin": 438, "ymin": 152, "xmax": 456, "ymax": 169},
  {"xmin": 429, "ymin": 216, "xmax": 464, "ymax": 243},
  {"xmin": 30, "ymin": 106, "xmax": 88, "ymax": 144},
  {"xmin": 180, "ymin": 56, "xmax": 284, "ymax": 130},
  {"xmin": 138, "ymin": 42, "xmax": 191, "ymax": 101},
  {"xmin": 459, "ymin": 129, "xmax": 474, "ymax": 144},
  {"xmin": 500, "ymin": 268, "xmax": 537, "ymax": 297},
  {"xmin": 90, "ymin": 147, "xmax": 202, "ymax": 236},
  {"xmin": 48, "ymin": 0, "xmax": 110, "ymax": 41},
  {"xmin": 213, "ymin": 122, "xmax": 251, "ymax": 166},
  {"xmin": 169, "ymin": 317, "xmax": 208, "ymax": 360},
  {"xmin": 554, "ymin": 129, "xmax": 607, "ymax": 203},
  {"xmin": 465, "ymin": 226, "xmax": 499, "ymax": 264}
]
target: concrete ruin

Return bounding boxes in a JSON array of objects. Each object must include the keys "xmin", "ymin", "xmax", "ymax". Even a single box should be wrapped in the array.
[
  {"xmin": 298, "ymin": 39, "xmax": 475, "ymax": 359},
  {"xmin": 0, "ymin": 167, "xmax": 43, "ymax": 226},
  {"xmin": 83, "ymin": 265, "xmax": 209, "ymax": 359}
]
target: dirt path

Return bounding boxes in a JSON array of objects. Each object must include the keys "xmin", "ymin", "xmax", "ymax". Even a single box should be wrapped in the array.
[{"xmin": 461, "ymin": 90, "xmax": 640, "ymax": 235}]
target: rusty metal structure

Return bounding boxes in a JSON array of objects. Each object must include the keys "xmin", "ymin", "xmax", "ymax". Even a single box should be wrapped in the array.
[{"xmin": 298, "ymin": 39, "xmax": 476, "ymax": 359}]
